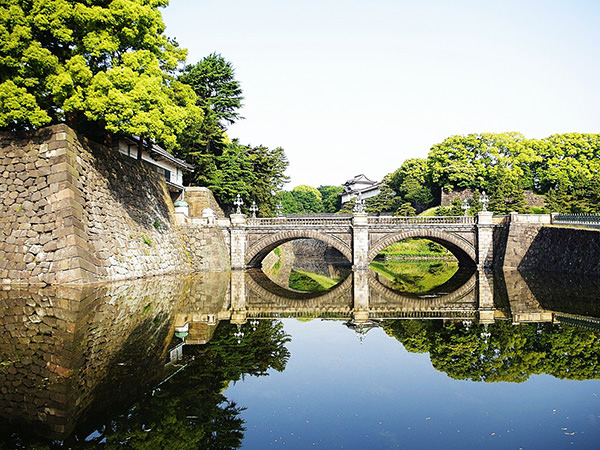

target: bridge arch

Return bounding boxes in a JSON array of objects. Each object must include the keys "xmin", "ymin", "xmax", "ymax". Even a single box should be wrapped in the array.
[
  {"xmin": 246, "ymin": 230, "xmax": 353, "ymax": 268},
  {"xmin": 367, "ymin": 229, "xmax": 477, "ymax": 267}
]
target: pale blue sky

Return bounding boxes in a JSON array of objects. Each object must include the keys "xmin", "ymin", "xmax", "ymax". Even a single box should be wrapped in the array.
[{"xmin": 163, "ymin": 0, "xmax": 600, "ymax": 188}]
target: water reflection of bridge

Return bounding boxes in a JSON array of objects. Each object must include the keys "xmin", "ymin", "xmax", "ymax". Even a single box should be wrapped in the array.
[
  {"xmin": 240, "ymin": 268, "xmax": 481, "ymax": 322},
  {"xmin": 169, "ymin": 267, "xmax": 600, "ymax": 348},
  {"xmin": 174, "ymin": 268, "xmax": 572, "ymax": 332}
]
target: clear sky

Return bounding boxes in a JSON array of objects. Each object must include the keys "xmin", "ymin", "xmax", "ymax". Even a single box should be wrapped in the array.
[{"xmin": 162, "ymin": 0, "xmax": 600, "ymax": 189}]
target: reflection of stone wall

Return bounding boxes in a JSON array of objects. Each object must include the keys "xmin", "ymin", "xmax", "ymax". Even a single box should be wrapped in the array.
[
  {"xmin": 0, "ymin": 286, "xmax": 82, "ymax": 436},
  {"xmin": 520, "ymin": 270, "xmax": 600, "ymax": 318},
  {"xmin": 173, "ymin": 271, "xmax": 231, "ymax": 329},
  {"xmin": 0, "ymin": 125, "xmax": 229, "ymax": 285},
  {"xmin": 501, "ymin": 269, "xmax": 552, "ymax": 322},
  {"xmin": 0, "ymin": 276, "xmax": 206, "ymax": 439}
]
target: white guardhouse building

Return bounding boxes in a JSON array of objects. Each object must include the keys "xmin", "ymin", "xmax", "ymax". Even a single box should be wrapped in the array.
[
  {"xmin": 340, "ymin": 174, "xmax": 381, "ymax": 204},
  {"xmin": 116, "ymin": 136, "xmax": 194, "ymax": 201}
]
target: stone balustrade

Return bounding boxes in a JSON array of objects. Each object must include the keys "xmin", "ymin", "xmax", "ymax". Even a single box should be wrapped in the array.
[
  {"xmin": 368, "ymin": 215, "xmax": 475, "ymax": 225},
  {"xmin": 246, "ymin": 217, "xmax": 353, "ymax": 227}
]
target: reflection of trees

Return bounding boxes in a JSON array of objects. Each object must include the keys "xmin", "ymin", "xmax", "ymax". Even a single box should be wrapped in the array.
[
  {"xmin": 370, "ymin": 260, "xmax": 459, "ymax": 294},
  {"xmin": 189, "ymin": 320, "xmax": 291, "ymax": 380},
  {"xmin": 98, "ymin": 320, "xmax": 290, "ymax": 449},
  {"xmin": 1, "ymin": 320, "xmax": 290, "ymax": 449},
  {"xmin": 383, "ymin": 320, "xmax": 600, "ymax": 382}
]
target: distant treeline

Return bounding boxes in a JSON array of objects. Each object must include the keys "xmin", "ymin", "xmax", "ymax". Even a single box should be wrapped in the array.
[{"xmin": 277, "ymin": 132, "xmax": 600, "ymax": 216}]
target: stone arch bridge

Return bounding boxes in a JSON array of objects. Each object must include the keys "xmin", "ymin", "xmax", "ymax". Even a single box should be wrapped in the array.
[{"xmin": 224, "ymin": 212, "xmax": 496, "ymax": 270}]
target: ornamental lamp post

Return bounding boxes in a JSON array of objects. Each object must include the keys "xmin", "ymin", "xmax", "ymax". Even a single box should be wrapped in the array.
[
  {"xmin": 353, "ymin": 192, "xmax": 366, "ymax": 214},
  {"xmin": 249, "ymin": 201, "xmax": 258, "ymax": 218},
  {"xmin": 234, "ymin": 324, "xmax": 244, "ymax": 344},
  {"xmin": 462, "ymin": 198, "xmax": 469, "ymax": 216},
  {"xmin": 480, "ymin": 191, "xmax": 489, "ymax": 212},
  {"xmin": 234, "ymin": 193, "xmax": 244, "ymax": 214}
]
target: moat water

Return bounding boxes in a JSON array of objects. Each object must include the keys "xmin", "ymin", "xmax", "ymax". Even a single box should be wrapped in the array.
[{"xmin": 1, "ymin": 260, "xmax": 600, "ymax": 449}]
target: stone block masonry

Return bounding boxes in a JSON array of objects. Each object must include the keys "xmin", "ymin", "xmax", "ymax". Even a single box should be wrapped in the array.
[
  {"xmin": 0, "ymin": 125, "xmax": 229, "ymax": 285},
  {"xmin": 493, "ymin": 213, "xmax": 600, "ymax": 274},
  {"xmin": 185, "ymin": 186, "xmax": 225, "ymax": 218},
  {"xmin": 518, "ymin": 226, "xmax": 600, "ymax": 274}
]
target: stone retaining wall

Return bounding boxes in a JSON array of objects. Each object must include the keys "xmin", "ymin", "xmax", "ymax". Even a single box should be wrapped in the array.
[
  {"xmin": 441, "ymin": 187, "xmax": 545, "ymax": 208},
  {"xmin": 495, "ymin": 212, "xmax": 600, "ymax": 274},
  {"xmin": 518, "ymin": 226, "xmax": 600, "ymax": 273},
  {"xmin": 497, "ymin": 222, "xmax": 545, "ymax": 270},
  {"xmin": 177, "ymin": 225, "xmax": 230, "ymax": 272},
  {"xmin": 0, "ymin": 125, "xmax": 229, "ymax": 285},
  {"xmin": 185, "ymin": 186, "xmax": 225, "ymax": 218}
]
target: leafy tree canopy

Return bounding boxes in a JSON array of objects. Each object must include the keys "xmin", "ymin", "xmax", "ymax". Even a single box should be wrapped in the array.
[
  {"xmin": 179, "ymin": 52, "xmax": 243, "ymax": 126},
  {"xmin": 177, "ymin": 52, "xmax": 244, "ymax": 155},
  {"xmin": 276, "ymin": 185, "xmax": 323, "ymax": 215},
  {"xmin": 317, "ymin": 185, "xmax": 343, "ymax": 213},
  {"xmin": 427, "ymin": 132, "xmax": 538, "ymax": 192},
  {"xmin": 0, "ymin": 0, "xmax": 200, "ymax": 149},
  {"xmin": 199, "ymin": 140, "xmax": 289, "ymax": 215},
  {"xmin": 383, "ymin": 320, "xmax": 600, "ymax": 382},
  {"xmin": 292, "ymin": 185, "xmax": 323, "ymax": 213},
  {"xmin": 364, "ymin": 175, "xmax": 414, "ymax": 216},
  {"xmin": 389, "ymin": 158, "xmax": 435, "ymax": 212}
]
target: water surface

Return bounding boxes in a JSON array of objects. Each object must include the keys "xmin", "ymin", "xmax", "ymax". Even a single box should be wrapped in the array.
[{"xmin": 1, "ymin": 268, "xmax": 599, "ymax": 449}]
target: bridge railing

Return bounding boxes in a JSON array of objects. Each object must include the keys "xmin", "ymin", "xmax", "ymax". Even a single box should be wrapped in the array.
[
  {"xmin": 367, "ymin": 215, "xmax": 475, "ymax": 225},
  {"xmin": 245, "ymin": 215, "xmax": 478, "ymax": 226},
  {"xmin": 247, "ymin": 217, "xmax": 353, "ymax": 226},
  {"xmin": 552, "ymin": 214, "xmax": 600, "ymax": 228}
]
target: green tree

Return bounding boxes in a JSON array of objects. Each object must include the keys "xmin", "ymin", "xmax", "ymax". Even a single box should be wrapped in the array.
[
  {"xmin": 292, "ymin": 185, "xmax": 323, "ymax": 213},
  {"xmin": 68, "ymin": 320, "xmax": 289, "ymax": 449},
  {"xmin": 276, "ymin": 185, "xmax": 324, "ymax": 214},
  {"xmin": 177, "ymin": 53, "xmax": 244, "ymax": 154},
  {"xmin": 179, "ymin": 53, "xmax": 243, "ymax": 126},
  {"xmin": 467, "ymin": 189, "xmax": 482, "ymax": 215},
  {"xmin": 275, "ymin": 190, "xmax": 300, "ymax": 215},
  {"xmin": 384, "ymin": 319, "xmax": 600, "ymax": 382},
  {"xmin": 248, "ymin": 145, "xmax": 290, "ymax": 216},
  {"xmin": 0, "ymin": 0, "xmax": 200, "ymax": 149},
  {"xmin": 427, "ymin": 132, "xmax": 538, "ymax": 192},
  {"xmin": 586, "ymin": 177, "xmax": 600, "ymax": 213},
  {"xmin": 389, "ymin": 158, "xmax": 435, "ymax": 212},
  {"xmin": 317, "ymin": 185, "xmax": 343, "ymax": 213},
  {"xmin": 337, "ymin": 198, "xmax": 356, "ymax": 214},
  {"xmin": 488, "ymin": 165, "xmax": 528, "ymax": 214},
  {"xmin": 365, "ymin": 176, "xmax": 412, "ymax": 215},
  {"xmin": 435, "ymin": 197, "xmax": 463, "ymax": 216},
  {"xmin": 201, "ymin": 141, "xmax": 288, "ymax": 215},
  {"xmin": 531, "ymin": 133, "xmax": 600, "ymax": 194}
]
